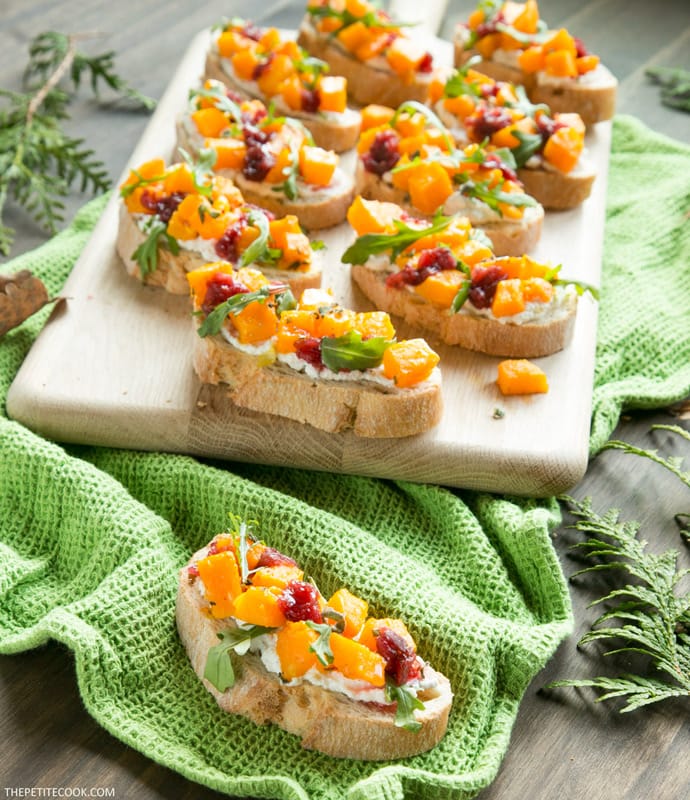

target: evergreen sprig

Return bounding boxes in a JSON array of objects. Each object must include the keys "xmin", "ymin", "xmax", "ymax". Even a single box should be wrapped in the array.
[
  {"xmin": 0, "ymin": 31, "xmax": 155, "ymax": 256},
  {"xmin": 645, "ymin": 67, "xmax": 690, "ymax": 113},
  {"xmin": 549, "ymin": 425, "xmax": 690, "ymax": 712}
]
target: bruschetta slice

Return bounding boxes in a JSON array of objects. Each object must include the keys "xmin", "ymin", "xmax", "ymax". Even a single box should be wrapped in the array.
[
  {"xmin": 343, "ymin": 196, "xmax": 597, "ymax": 357},
  {"xmin": 204, "ymin": 19, "xmax": 360, "ymax": 152},
  {"xmin": 454, "ymin": 0, "xmax": 617, "ymax": 127},
  {"xmin": 176, "ymin": 80, "xmax": 354, "ymax": 230},
  {"xmin": 355, "ymin": 102, "xmax": 544, "ymax": 256},
  {"xmin": 297, "ymin": 0, "xmax": 437, "ymax": 109},
  {"xmin": 117, "ymin": 158, "xmax": 322, "ymax": 296},
  {"xmin": 177, "ymin": 523, "xmax": 453, "ymax": 759},
  {"xmin": 187, "ymin": 264, "xmax": 443, "ymax": 437},
  {"xmin": 428, "ymin": 63, "xmax": 596, "ymax": 209}
]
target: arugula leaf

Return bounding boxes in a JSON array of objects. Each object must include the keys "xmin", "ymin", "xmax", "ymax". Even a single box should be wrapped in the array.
[
  {"xmin": 384, "ymin": 680, "xmax": 424, "ymax": 731},
  {"xmin": 240, "ymin": 209, "xmax": 271, "ymax": 266},
  {"xmin": 554, "ymin": 278, "xmax": 600, "ymax": 301},
  {"xmin": 442, "ymin": 56, "xmax": 484, "ymax": 99},
  {"xmin": 321, "ymin": 330, "xmax": 391, "ymax": 372},
  {"xmin": 131, "ymin": 218, "xmax": 180, "ymax": 278},
  {"xmin": 510, "ymin": 84, "xmax": 551, "ymax": 119},
  {"xmin": 276, "ymin": 288, "xmax": 297, "ymax": 316},
  {"xmin": 470, "ymin": 226, "xmax": 493, "ymax": 249},
  {"xmin": 510, "ymin": 130, "xmax": 545, "ymax": 167},
  {"xmin": 197, "ymin": 286, "xmax": 271, "ymax": 338},
  {"xmin": 204, "ymin": 625, "xmax": 277, "ymax": 692},
  {"xmin": 305, "ymin": 621, "xmax": 335, "ymax": 666},
  {"xmin": 177, "ymin": 146, "xmax": 216, "ymax": 196},
  {"xmin": 306, "ymin": 4, "xmax": 412, "ymax": 32},
  {"xmin": 456, "ymin": 175, "xmax": 537, "ymax": 214},
  {"xmin": 341, "ymin": 213, "xmax": 455, "ymax": 264},
  {"xmin": 450, "ymin": 278, "xmax": 471, "ymax": 312},
  {"xmin": 494, "ymin": 21, "xmax": 550, "ymax": 46},
  {"xmin": 191, "ymin": 84, "xmax": 243, "ymax": 123},
  {"xmin": 119, "ymin": 167, "xmax": 167, "ymax": 198}
]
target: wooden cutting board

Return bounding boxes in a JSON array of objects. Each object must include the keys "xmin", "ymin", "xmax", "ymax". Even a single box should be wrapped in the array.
[{"xmin": 6, "ymin": 28, "xmax": 609, "ymax": 496}]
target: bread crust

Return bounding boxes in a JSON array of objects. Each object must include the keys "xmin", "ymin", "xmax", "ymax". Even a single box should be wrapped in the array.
[
  {"xmin": 116, "ymin": 204, "xmax": 322, "ymax": 297},
  {"xmin": 204, "ymin": 51, "xmax": 361, "ymax": 153},
  {"xmin": 176, "ymin": 122, "xmax": 355, "ymax": 231},
  {"xmin": 176, "ymin": 551, "xmax": 453, "ymax": 759},
  {"xmin": 454, "ymin": 47, "xmax": 617, "ymax": 127},
  {"xmin": 351, "ymin": 264, "xmax": 577, "ymax": 357},
  {"xmin": 516, "ymin": 164, "xmax": 596, "ymax": 210},
  {"xmin": 191, "ymin": 319, "xmax": 443, "ymax": 437},
  {"xmin": 297, "ymin": 20, "xmax": 434, "ymax": 109},
  {"xmin": 355, "ymin": 162, "xmax": 544, "ymax": 257}
]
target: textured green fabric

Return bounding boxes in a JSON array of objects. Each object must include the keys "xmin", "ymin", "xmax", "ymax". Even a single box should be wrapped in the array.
[{"xmin": 0, "ymin": 115, "xmax": 688, "ymax": 800}]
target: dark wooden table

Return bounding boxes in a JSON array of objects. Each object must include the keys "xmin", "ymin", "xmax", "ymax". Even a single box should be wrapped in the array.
[{"xmin": 1, "ymin": 1, "xmax": 689, "ymax": 798}]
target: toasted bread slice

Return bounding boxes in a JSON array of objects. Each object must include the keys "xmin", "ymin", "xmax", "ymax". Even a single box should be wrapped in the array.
[
  {"xmin": 177, "ymin": 543, "xmax": 453, "ymax": 760},
  {"xmin": 351, "ymin": 264, "xmax": 577, "ymax": 358},
  {"xmin": 516, "ymin": 163, "xmax": 596, "ymax": 210},
  {"xmin": 297, "ymin": 20, "xmax": 435, "ymax": 109},
  {"xmin": 117, "ymin": 204, "xmax": 322, "ymax": 297},
  {"xmin": 355, "ymin": 162, "xmax": 544, "ymax": 257}
]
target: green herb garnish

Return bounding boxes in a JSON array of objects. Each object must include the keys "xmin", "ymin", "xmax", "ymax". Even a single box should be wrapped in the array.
[
  {"xmin": 197, "ymin": 286, "xmax": 271, "ymax": 338},
  {"xmin": 341, "ymin": 212, "xmax": 455, "ymax": 263},
  {"xmin": 450, "ymin": 278, "xmax": 471, "ymax": 312},
  {"xmin": 178, "ymin": 146, "xmax": 215, "ymax": 196},
  {"xmin": 320, "ymin": 330, "xmax": 391, "ymax": 372},
  {"xmin": 204, "ymin": 625, "xmax": 277, "ymax": 691},
  {"xmin": 385, "ymin": 680, "xmax": 424, "ymax": 731},
  {"xmin": 306, "ymin": 3, "xmax": 413, "ymax": 33},
  {"xmin": 130, "ymin": 218, "xmax": 179, "ymax": 277},
  {"xmin": 645, "ymin": 67, "xmax": 690, "ymax": 112},
  {"xmin": 276, "ymin": 288, "xmax": 297, "ymax": 316},
  {"xmin": 392, "ymin": 100, "xmax": 454, "ymax": 152},
  {"xmin": 305, "ymin": 621, "xmax": 335, "ymax": 667},
  {"xmin": 240, "ymin": 209, "xmax": 271, "ymax": 267},
  {"xmin": 510, "ymin": 130, "xmax": 545, "ymax": 167}
]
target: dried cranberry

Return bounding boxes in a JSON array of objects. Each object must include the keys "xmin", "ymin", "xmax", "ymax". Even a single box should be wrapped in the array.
[
  {"xmin": 483, "ymin": 151, "xmax": 518, "ymax": 183},
  {"xmin": 256, "ymin": 547, "xmax": 297, "ymax": 568},
  {"xmin": 243, "ymin": 144, "xmax": 275, "ymax": 181},
  {"xmin": 573, "ymin": 36, "xmax": 589, "ymax": 58},
  {"xmin": 386, "ymin": 247, "xmax": 457, "ymax": 288},
  {"xmin": 468, "ymin": 265, "xmax": 509, "ymax": 309},
  {"xmin": 362, "ymin": 129, "xmax": 401, "ymax": 175},
  {"xmin": 140, "ymin": 190, "xmax": 185, "ymax": 223},
  {"xmin": 278, "ymin": 580, "xmax": 323, "ymax": 623},
  {"xmin": 241, "ymin": 23, "xmax": 263, "ymax": 41},
  {"xmin": 480, "ymin": 82, "xmax": 500, "ymax": 98},
  {"xmin": 294, "ymin": 336, "xmax": 324, "ymax": 370},
  {"xmin": 252, "ymin": 53, "xmax": 274, "ymax": 81},
  {"xmin": 226, "ymin": 88, "xmax": 245, "ymax": 104},
  {"xmin": 467, "ymin": 105, "xmax": 513, "ymax": 140},
  {"xmin": 418, "ymin": 52, "xmax": 434, "ymax": 73},
  {"xmin": 301, "ymin": 87, "xmax": 321, "ymax": 113},
  {"xmin": 201, "ymin": 273, "xmax": 249, "ymax": 315},
  {"xmin": 215, "ymin": 215, "xmax": 248, "ymax": 263},
  {"xmin": 242, "ymin": 124, "xmax": 270, "ymax": 147},
  {"xmin": 187, "ymin": 564, "xmax": 199, "ymax": 579},
  {"xmin": 375, "ymin": 627, "xmax": 422, "ymax": 685},
  {"xmin": 536, "ymin": 114, "xmax": 568, "ymax": 142}
]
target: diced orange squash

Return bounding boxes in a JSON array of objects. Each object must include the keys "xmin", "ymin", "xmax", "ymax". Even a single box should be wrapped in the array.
[
  {"xmin": 235, "ymin": 266, "xmax": 269, "ymax": 292},
  {"xmin": 359, "ymin": 617, "xmax": 417, "ymax": 653},
  {"xmin": 316, "ymin": 308, "xmax": 357, "ymax": 338},
  {"xmin": 355, "ymin": 32, "xmax": 391, "ymax": 62},
  {"xmin": 356, "ymin": 124, "xmax": 387, "ymax": 155},
  {"xmin": 361, "ymin": 104, "xmax": 396, "ymax": 132},
  {"xmin": 275, "ymin": 621, "xmax": 320, "ymax": 679},
  {"xmin": 498, "ymin": 31, "xmax": 523, "ymax": 51},
  {"xmin": 468, "ymin": 8, "xmax": 485, "ymax": 29},
  {"xmin": 269, "ymin": 215, "xmax": 302, "ymax": 250},
  {"xmin": 281, "ymin": 232, "xmax": 312, "ymax": 269},
  {"xmin": 277, "ymin": 39, "xmax": 302, "ymax": 60},
  {"xmin": 166, "ymin": 214, "xmax": 195, "ymax": 241},
  {"xmin": 251, "ymin": 564, "xmax": 304, "ymax": 589},
  {"xmin": 336, "ymin": 21, "xmax": 371, "ymax": 53},
  {"xmin": 327, "ymin": 588, "xmax": 368, "ymax": 639},
  {"xmin": 259, "ymin": 27, "xmax": 281, "ymax": 51},
  {"xmin": 443, "ymin": 94, "xmax": 476, "ymax": 120},
  {"xmin": 513, "ymin": 0, "xmax": 539, "ymax": 33},
  {"xmin": 398, "ymin": 134, "xmax": 426, "ymax": 156},
  {"xmin": 554, "ymin": 112, "xmax": 586, "ymax": 136},
  {"xmin": 317, "ymin": 15, "xmax": 343, "ymax": 34},
  {"xmin": 196, "ymin": 551, "xmax": 242, "ymax": 619},
  {"xmin": 394, "ymin": 111, "xmax": 427, "ymax": 139},
  {"xmin": 245, "ymin": 542, "xmax": 266, "ymax": 571},
  {"xmin": 317, "ymin": 75, "xmax": 347, "ymax": 113},
  {"xmin": 490, "ymin": 116, "xmax": 537, "ymax": 148},
  {"xmin": 428, "ymin": 76, "xmax": 446, "ymax": 104},
  {"xmin": 163, "ymin": 164, "xmax": 197, "ymax": 195},
  {"xmin": 120, "ymin": 157, "xmax": 166, "ymax": 195},
  {"xmin": 543, "ymin": 125, "xmax": 582, "ymax": 173},
  {"xmin": 210, "ymin": 174, "xmax": 244, "ymax": 207},
  {"xmin": 415, "ymin": 269, "xmax": 467, "ymax": 307},
  {"xmin": 408, "ymin": 162, "xmax": 454, "ymax": 215},
  {"xmin": 194, "ymin": 205, "xmax": 232, "ymax": 240},
  {"xmin": 299, "ymin": 146, "xmax": 338, "ymax": 186},
  {"xmin": 345, "ymin": 0, "xmax": 371, "ymax": 16},
  {"xmin": 206, "ymin": 138, "xmax": 247, "ymax": 171},
  {"xmin": 355, "ymin": 310, "xmax": 396, "ymax": 340},
  {"xmin": 518, "ymin": 45, "xmax": 546, "ymax": 73},
  {"xmin": 232, "ymin": 300, "xmax": 279, "ymax": 345},
  {"xmin": 390, "ymin": 154, "xmax": 413, "ymax": 192},
  {"xmin": 265, "ymin": 146, "xmax": 294, "ymax": 184},
  {"xmin": 191, "ymin": 107, "xmax": 229, "ymax": 138},
  {"xmin": 123, "ymin": 186, "xmax": 156, "ymax": 215},
  {"xmin": 279, "ymin": 308, "xmax": 321, "ymax": 336},
  {"xmin": 257, "ymin": 54, "xmax": 295, "ymax": 97},
  {"xmin": 491, "ymin": 278, "xmax": 526, "ymax": 317},
  {"xmin": 545, "ymin": 48, "xmax": 578, "ymax": 78},
  {"xmin": 576, "ymin": 54, "xmax": 600, "ymax": 75},
  {"xmin": 522, "ymin": 276, "xmax": 554, "ymax": 303},
  {"xmin": 386, "ymin": 36, "xmax": 426, "ymax": 77},
  {"xmin": 346, "ymin": 196, "xmax": 400, "ymax": 236},
  {"xmin": 237, "ymin": 223, "xmax": 260, "ymax": 254},
  {"xmin": 275, "ymin": 325, "xmax": 303, "ymax": 355},
  {"xmin": 232, "ymin": 585, "xmax": 286, "ymax": 627},
  {"xmin": 457, "ymin": 238, "xmax": 494, "ymax": 266},
  {"xmin": 475, "ymin": 32, "xmax": 502, "ymax": 59},
  {"xmin": 280, "ymin": 74, "xmax": 304, "ymax": 111},
  {"xmin": 231, "ymin": 47, "xmax": 261, "ymax": 81},
  {"xmin": 543, "ymin": 27, "xmax": 576, "ymax": 56},
  {"xmin": 490, "ymin": 256, "xmax": 528, "ymax": 279},
  {"xmin": 216, "ymin": 30, "xmax": 249, "ymax": 58},
  {"xmin": 497, "ymin": 359, "xmax": 549, "ymax": 395},
  {"xmin": 382, "ymin": 338, "xmax": 440, "ymax": 388},
  {"xmin": 328, "ymin": 632, "xmax": 386, "ymax": 686}
]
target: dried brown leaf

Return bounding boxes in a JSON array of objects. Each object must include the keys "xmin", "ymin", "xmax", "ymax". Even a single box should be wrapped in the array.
[{"xmin": 0, "ymin": 270, "xmax": 51, "ymax": 336}]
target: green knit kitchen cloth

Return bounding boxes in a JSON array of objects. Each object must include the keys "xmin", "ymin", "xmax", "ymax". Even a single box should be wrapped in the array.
[{"xmin": 0, "ymin": 115, "xmax": 688, "ymax": 800}]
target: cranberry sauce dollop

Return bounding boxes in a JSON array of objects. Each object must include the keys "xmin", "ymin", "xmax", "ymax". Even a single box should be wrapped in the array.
[
  {"xmin": 278, "ymin": 580, "xmax": 324, "ymax": 623},
  {"xmin": 386, "ymin": 246, "xmax": 458, "ymax": 288}
]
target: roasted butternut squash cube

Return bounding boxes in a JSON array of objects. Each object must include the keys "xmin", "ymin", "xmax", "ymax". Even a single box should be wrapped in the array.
[
  {"xmin": 497, "ymin": 359, "xmax": 549, "ymax": 395},
  {"xmin": 276, "ymin": 621, "xmax": 320, "ymax": 680},
  {"xmin": 408, "ymin": 162, "xmax": 454, "ymax": 215},
  {"xmin": 329, "ymin": 632, "xmax": 386, "ymax": 686},
  {"xmin": 415, "ymin": 269, "xmax": 467, "ymax": 308},
  {"xmin": 346, "ymin": 196, "xmax": 400, "ymax": 236},
  {"xmin": 317, "ymin": 75, "xmax": 347, "ymax": 113},
  {"xmin": 327, "ymin": 588, "xmax": 368, "ymax": 639},
  {"xmin": 232, "ymin": 586, "xmax": 286, "ymax": 627},
  {"xmin": 197, "ymin": 551, "xmax": 242, "ymax": 619},
  {"xmin": 382, "ymin": 339, "xmax": 440, "ymax": 388},
  {"xmin": 206, "ymin": 138, "xmax": 247, "ymax": 171},
  {"xmin": 232, "ymin": 300, "xmax": 279, "ymax": 345},
  {"xmin": 251, "ymin": 564, "xmax": 305, "ymax": 589},
  {"xmin": 491, "ymin": 278, "xmax": 526, "ymax": 317},
  {"xmin": 299, "ymin": 146, "xmax": 338, "ymax": 186}
]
